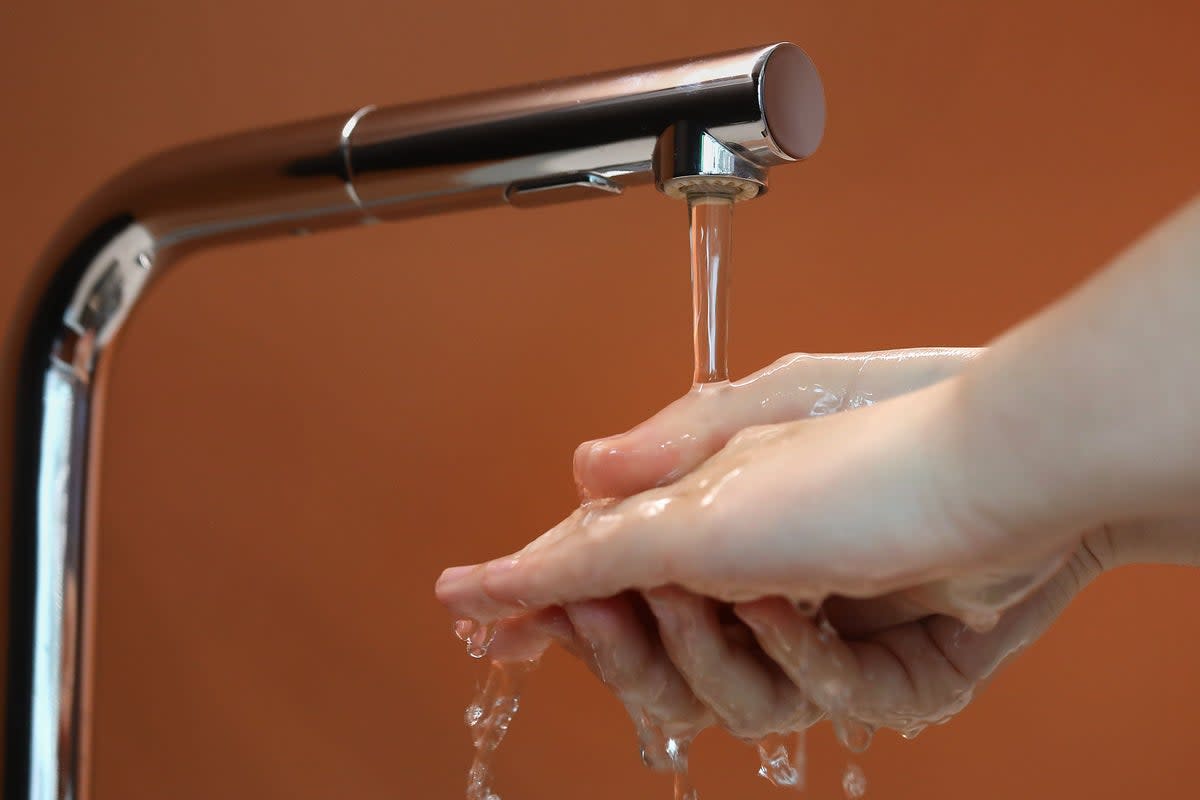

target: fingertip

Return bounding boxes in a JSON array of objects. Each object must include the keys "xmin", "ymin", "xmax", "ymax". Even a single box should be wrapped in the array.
[
  {"xmin": 644, "ymin": 587, "xmax": 714, "ymax": 636},
  {"xmin": 574, "ymin": 432, "xmax": 685, "ymax": 500},
  {"xmin": 733, "ymin": 597, "xmax": 798, "ymax": 632},
  {"xmin": 433, "ymin": 559, "xmax": 530, "ymax": 623},
  {"xmin": 731, "ymin": 600, "xmax": 766, "ymax": 630},
  {"xmin": 732, "ymin": 597, "xmax": 774, "ymax": 616},
  {"xmin": 643, "ymin": 585, "xmax": 690, "ymax": 608},
  {"xmin": 434, "ymin": 564, "xmax": 481, "ymax": 606},
  {"xmin": 572, "ymin": 437, "xmax": 613, "ymax": 499}
]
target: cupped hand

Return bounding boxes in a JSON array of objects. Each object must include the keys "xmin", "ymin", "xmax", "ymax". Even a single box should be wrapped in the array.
[{"xmin": 437, "ymin": 349, "xmax": 1108, "ymax": 741}]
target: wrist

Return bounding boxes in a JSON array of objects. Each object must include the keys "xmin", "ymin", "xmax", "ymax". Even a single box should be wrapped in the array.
[
  {"xmin": 1103, "ymin": 517, "xmax": 1200, "ymax": 568},
  {"xmin": 937, "ymin": 366, "xmax": 1101, "ymax": 550}
]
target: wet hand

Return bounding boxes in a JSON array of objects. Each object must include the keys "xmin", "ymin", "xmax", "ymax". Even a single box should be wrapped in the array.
[
  {"xmin": 438, "ymin": 348, "xmax": 1084, "ymax": 626},
  {"xmin": 440, "ymin": 193, "xmax": 1200, "ymax": 744},
  {"xmin": 439, "ymin": 349, "xmax": 1152, "ymax": 745}
]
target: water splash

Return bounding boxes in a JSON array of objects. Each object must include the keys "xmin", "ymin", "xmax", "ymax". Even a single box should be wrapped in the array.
[
  {"xmin": 464, "ymin": 659, "xmax": 536, "ymax": 800},
  {"xmin": 753, "ymin": 731, "xmax": 804, "ymax": 790}
]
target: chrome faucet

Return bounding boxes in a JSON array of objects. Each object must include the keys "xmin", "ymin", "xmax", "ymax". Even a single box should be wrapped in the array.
[{"xmin": 0, "ymin": 42, "xmax": 824, "ymax": 799}]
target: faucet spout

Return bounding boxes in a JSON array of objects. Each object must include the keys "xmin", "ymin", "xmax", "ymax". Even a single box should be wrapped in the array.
[{"xmin": 0, "ymin": 42, "xmax": 824, "ymax": 800}]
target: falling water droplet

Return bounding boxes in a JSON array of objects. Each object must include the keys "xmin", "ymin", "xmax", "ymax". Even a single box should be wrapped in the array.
[
  {"xmin": 753, "ymin": 731, "xmax": 804, "ymax": 789},
  {"xmin": 454, "ymin": 618, "xmax": 497, "ymax": 659},
  {"xmin": 842, "ymin": 763, "xmax": 867, "ymax": 799},
  {"xmin": 832, "ymin": 714, "xmax": 875, "ymax": 754}
]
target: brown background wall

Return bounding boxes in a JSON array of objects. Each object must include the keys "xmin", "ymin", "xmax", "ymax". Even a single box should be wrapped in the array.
[{"xmin": 3, "ymin": 2, "xmax": 1200, "ymax": 798}]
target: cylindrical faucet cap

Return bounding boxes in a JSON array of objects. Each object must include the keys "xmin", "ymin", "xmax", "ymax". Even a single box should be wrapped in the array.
[
  {"xmin": 654, "ymin": 124, "xmax": 768, "ymax": 200},
  {"xmin": 760, "ymin": 43, "xmax": 826, "ymax": 161}
]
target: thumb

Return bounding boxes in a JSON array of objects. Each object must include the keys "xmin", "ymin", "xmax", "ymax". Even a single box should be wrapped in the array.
[{"xmin": 931, "ymin": 546, "xmax": 1099, "ymax": 685}]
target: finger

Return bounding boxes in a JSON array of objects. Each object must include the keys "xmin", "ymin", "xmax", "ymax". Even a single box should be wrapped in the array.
[
  {"xmin": 734, "ymin": 599, "xmax": 865, "ymax": 722},
  {"xmin": 646, "ymin": 587, "xmax": 817, "ymax": 739},
  {"xmin": 822, "ymin": 592, "xmax": 936, "ymax": 638},
  {"xmin": 437, "ymin": 492, "xmax": 690, "ymax": 621},
  {"xmin": 437, "ymin": 563, "xmax": 497, "ymax": 623},
  {"xmin": 484, "ymin": 607, "xmax": 575, "ymax": 662},
  {"xmin": 736, "ymin": 598, "xmax": 973, "ymax": 741},
  {"xmin": 443, "ymin": 407, "xmax": 921, "ymax": 621},
  {"xmin": 564, "ymin": 595, "xmax": 712, "ymax": 740},
  {"xmin": 436, "ymin": 500, "xmax": 634, "ymax": 620},
  {"xmin": 901, "ymin": 552, "xmax": 1069, "ymax": 632},
  {"xmin": 437, "ymin": 562, "xmax": 508, "ymax": 623},
  {"xmin": 821, "ymin": 569, "xmax": 1057, "ymax": 641},
  {"xmin": 743, "ymin": 558, "xmax": 1093, "ymax": 737},
  {"xmin": 925, "ymin": 553, "xmax": 1095, "ymax": 685},
  {"xmin": 575, "ymin": 348, "xmax": 980, "ymax": 500},
  {"xmin": 817, "ymin": 567, "xmax": 1048, "ymax": 639},
  {"xmin": 445, "ymin": 377, "xmax": 983, "ymax": 621}
]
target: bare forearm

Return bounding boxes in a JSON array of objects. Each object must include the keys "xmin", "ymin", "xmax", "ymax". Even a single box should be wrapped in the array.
[{"xmin": 953, "ymin": 194, "xmax": 1200, "ymax": 541}]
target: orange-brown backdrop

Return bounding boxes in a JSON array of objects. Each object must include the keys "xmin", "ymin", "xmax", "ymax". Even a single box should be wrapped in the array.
[{"xmin": 3, "ymin": 2, "xmax": 1200, "ymax": 798}]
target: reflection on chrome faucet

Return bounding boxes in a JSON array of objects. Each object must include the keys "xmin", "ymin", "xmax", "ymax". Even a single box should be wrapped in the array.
[{"xmin": 0, "ymin": 43, "xmax": 824, "ymax": 800}]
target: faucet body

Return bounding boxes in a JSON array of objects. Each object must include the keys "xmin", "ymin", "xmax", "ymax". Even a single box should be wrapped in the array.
[{"xmin": 0, "ymin": 43, "xmax": 823, "ymax": 799}]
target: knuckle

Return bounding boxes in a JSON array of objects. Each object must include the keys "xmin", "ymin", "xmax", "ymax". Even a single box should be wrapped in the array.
[
  {"xmin": 768, "ymin": 352, "xmax": 811, "ymax": 374},
  {"xmin": 726, "ymin": 422, "xmax": 779, "ymax": 449}
]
